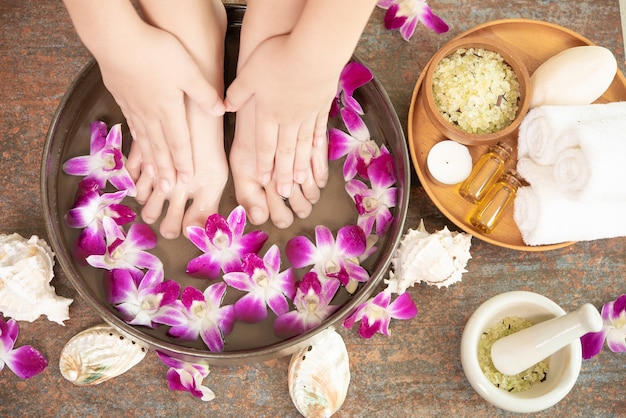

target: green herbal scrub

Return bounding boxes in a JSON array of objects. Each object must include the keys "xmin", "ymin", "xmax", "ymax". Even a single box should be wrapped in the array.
[{"xmin": 478, "ymin": 316, "xmax": 549, "ymax": 392}]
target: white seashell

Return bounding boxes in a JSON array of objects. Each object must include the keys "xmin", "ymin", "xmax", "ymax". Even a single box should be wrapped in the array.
[
  {"xmin": 0, "ymin": 233, "xmax": 72, "ymax": 324},
  {"xmin": 288, "ymin": 329, "xmax": 350, "ymax": 418},
  {"xmin": 59, "ymin": 324, "xmax": 148, "ymax": 385},
  {"xmin": 386, "ymin": 219, "xmax": 472, "ymax": 292}
]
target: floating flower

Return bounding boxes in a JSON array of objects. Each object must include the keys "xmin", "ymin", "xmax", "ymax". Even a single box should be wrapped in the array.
[
  {"xmin": 223, "ymin": 245, "xmax": 297, "ymax": 323},
  {"xmin": 345, "ymin": 146, "xmax": 398, "ymax": 236},
  {"xmin": 168, "ymin": 284, "xmax": 235, "ymax": 352},
  {"xmin": 343, "ymin": 290, "xmax": 418, "ymax": 338},
  {"xmin": 63, "ymin": 121, "xmax": 136, "ymax": 196},
  {"xmin": 377, "ymin": 0, "xmax": 449, "ymax": 41},
  {"xmin": 330, "ymin": 61, "xmax": 373, "ymax": 118},
  {"xmin": 286, "ymin": 225, "xmax": 369, "ymax": 287},
  {"xmin": 581, "ymin": 294, "xmax": 626, "ymax": 359},
  {"xmin": 106, "ymin": 268, "xmax": 186, "ymax": 328},
  {"xmin": 274, "ymin": 271, "xmax": 341, "ymax": 339},
  {"xmin": 329, "ymin": 108, "xmax": 381, "ymax": 180},
  {"xmin": 0, "ymin": 317, "xmax": 48, "ymax": 379},
  {"xmin": 186, "ymin": 206, "xmax": 268, "ymax": 279},
  {"xmin": 86, "ymin": 217, "xmax": 162, "ymax": 280},
  {"xmin": 66, "ymin": 188, "xmax": 136, "ymax": 262},
  {"xmin": 156, "ymin": 351, "xmax": 215, "ymax": 401}
]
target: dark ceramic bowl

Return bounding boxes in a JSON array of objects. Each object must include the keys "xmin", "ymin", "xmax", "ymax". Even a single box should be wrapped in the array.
[{"xmin": 42, "ymin": 5, "xmax": 409, "ymax": 365}]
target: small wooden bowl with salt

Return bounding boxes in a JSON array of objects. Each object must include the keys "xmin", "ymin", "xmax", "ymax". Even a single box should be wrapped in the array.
[{"xmin": 423, "ymin": 36, "xmax": 530, "ymax": 146}]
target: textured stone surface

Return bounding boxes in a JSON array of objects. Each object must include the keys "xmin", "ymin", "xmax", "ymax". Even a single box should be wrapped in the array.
[{"xmin": 1, "ymin": 1, "xmax": 624, "ymax": 416}]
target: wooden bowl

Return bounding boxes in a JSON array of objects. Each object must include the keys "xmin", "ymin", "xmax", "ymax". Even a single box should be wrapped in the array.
[{"xmin": 423, "ymin": 36, "xmax": 530, "ymax": 146}]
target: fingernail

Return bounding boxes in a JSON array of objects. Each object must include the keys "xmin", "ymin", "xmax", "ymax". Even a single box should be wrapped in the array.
[
  {"xmin": 260, "ymin": 173, "xmax": 271, "ymax": 186},
  {"xmin": 179, "ymin": 173, "xmax": 190, "ymax": 184},
  {"xmin": 160, "ymin": 178, "xmax": 171, "ymax": 193},
  {"xmin": 279, "ymin": 184, "xmax": 292, "ymax": 199},
  {"xmin": 145, "ymin": 164, "xmax": 156, "ymax": 178},
  {"xmin": 295, "ymin": 170, "xmax": 307, "ymax": 184}
]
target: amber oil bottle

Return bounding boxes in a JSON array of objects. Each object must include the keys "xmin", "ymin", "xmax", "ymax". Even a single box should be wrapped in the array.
[
  {"xmin": 458, "ymin": 142, "xmax": 513, "ymax": 204},
  {"xmin": 470, "ymin": 169, "xmax": 523, "ymax": 234}
]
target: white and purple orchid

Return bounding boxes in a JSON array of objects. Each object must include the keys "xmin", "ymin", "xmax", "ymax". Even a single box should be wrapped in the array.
[
  {"xmin": 329, "ymin": 108, "xmax": 381, "ymax": 181},
  {"xmin": 274, "ymin": 271, "xmax": 341, "ymax": 339},
  {"xmin": 66, "ymin": 188, "xmax": 136, "ymax": 262},
  {"xmin": 86, "ymin": 217, "xmax": 162, "ymax": 281},
  {"xmin": 345, "ymin": 146, "xmax": 398, "ymax": 236},
  {"xmin": 223, "ymin": 245, "xmax": 297, "ymax": 323},
  {"xmin": 581, "ymin": 294, "xmax": 626, "ymax": 359},
  {"xmin": 330, "ymin": 61, "xmax": 374, "ymax": 118},
  {"xmin": 186, "ymin": 205, "xmax": 268, "ymax": 279},
  {"xmin": 377, "ymin": 0, "xmax": 449, "ymax": 41},
  {"xmin": 167, "ymin": 284, "xmax": 235, "ymax": 352},
  {"xmin": 106, "ymin": 268, "xmax": 186, "ymax": 328},
  {"xmin": 286, "ymin": 224, "xmax": 370, "ymax": 288},
  {"xmin": 62, "ymin": 121, "xmax": 136, "ymax": 196},
  {"xmin": 156, "ymin": 351, "xmax": 215, "ymax": 401},
  {"xmin": 343, "ymin": 290, "xmax": 417, "ymax": 338},
  {"xmin": 0, "ymin": 317, "xmax": 48, "ymax": 379}
]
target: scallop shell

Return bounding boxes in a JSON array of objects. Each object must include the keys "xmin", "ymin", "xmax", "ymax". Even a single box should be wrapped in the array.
[
  {"xmin": 288, "ymin": 329, "xmax": 350, "ymax": 418},
  {"xmin": 0, "ymin": 233, "xmax": 73, "ymax": 324},
  {"xmin": 59, "ymin": 324, "xmax": 148, "ymax": 385}
]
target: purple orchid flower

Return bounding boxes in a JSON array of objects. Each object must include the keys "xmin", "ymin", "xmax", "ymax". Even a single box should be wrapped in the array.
[
  {"xmin": 86, "ymin": 217, "xmax": 162, "ymax": 281},
  {"xmin": 66, "ymin": 188, "xmax": 136, "ymax": 262},
  {"xmin": 343, "ymin": 290, "xmax": 418, "ymax": 338},
  {"xmin": 105, "ymin": 268, "xmax": 186, "ymax": 328},
  {"xmin": 168, "ymin": 284, "xmax": 235, "ymax": 352},
  {"xmin": 222, "ymin": 245, "xmax": 297, "ymax": 323},
  {"xmin": 63, "ymin": 121, "xmax": 136, "ymax": 196},
  {"xmin": 377, "ymin": 0, "xmax": 449, "ymax": 41},
  {"xmin": 345, "ymin": 146, "xmax": 398, "ymax": 236},
  {"xmin": 186, "ymin": 205, "xmax": 268, "ymax": 279},
  {"xmin": 274, "ymin": 271, "xmax": 341, "ymax": 339},
  {"xmin": 329, "ymin": 108, "xmax": 381, "ymax": 180},
  {"xmin": 581, "ymin": 294, "xmax": 626, "ymax": 359},
  {"xmin": 0, "ymin": 317, "xmax": 48, "ymax": 379},
  {"xmin": 330, "ymin": 61, "xmax": 373, "ymax": 118},
  {"xmin": 156, "ymin": 351, "xmax": 215, "ymax": 401},
  {"xmin": 286, "ymin": 224, "xmax": 370, "ymax": 287}
]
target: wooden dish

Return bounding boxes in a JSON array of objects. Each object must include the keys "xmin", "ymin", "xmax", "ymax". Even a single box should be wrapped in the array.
[
  {"xmin": 409, "ymin": 19, "xmax": 626, "ymax": 251},
  {"xmin": 423, "ymin": 36, "xmax": 530, "ymax": 146}
]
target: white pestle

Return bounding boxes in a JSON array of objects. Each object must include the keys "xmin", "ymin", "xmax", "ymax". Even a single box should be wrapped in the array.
[{"xmin": 490, "ymin": 303, "xmax": 603, "ymax": 376}]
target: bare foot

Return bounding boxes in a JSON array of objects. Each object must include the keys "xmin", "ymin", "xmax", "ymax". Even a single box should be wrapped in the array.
[
  {"xmin": 139, "ymin": 99, "xmax": 227, "ymax": 239},
  {"xmin": 230, "ymin": 99, "xmax": 325, "ymax": 229}
]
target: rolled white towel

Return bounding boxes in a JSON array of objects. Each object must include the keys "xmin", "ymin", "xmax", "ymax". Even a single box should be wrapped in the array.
[
  {"xmin": 514, "ymin": 184, "xmax": 626, "ymax": 246},
  {"xmin": 552, "ymin": 118, "xmax": 626, "ymax": 200},
  {"xmin": 516, "ymin": 157, "xmax": 555, "ymax": 188},
  {"xmin": 517, "ymin": 102, "xmax": 626, "ymax": 164},
  {"xmin": 552, "ymin": 147, "xmax": 590, "ymax": 193}
]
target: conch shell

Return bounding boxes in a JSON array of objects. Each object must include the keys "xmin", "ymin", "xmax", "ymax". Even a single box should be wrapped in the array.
[
  {"xmin": 0, "ymin": 233, "xmax": 72, "ymax": 324},
  {"xmin": 60, "ymin": 324, "xmax": 148, "ymax": 385},
  {"xmin": 386, "ymin": 219, "xmax": 472, "ymax": 291},
  {"xmin": 288, "ymin": 329, "xmax": 351, "ymax": 418}
]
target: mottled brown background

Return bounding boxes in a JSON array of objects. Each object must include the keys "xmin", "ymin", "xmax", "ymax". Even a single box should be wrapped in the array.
[{"xmin": 1, "ymin": 1, "xmax": 624, "ymax": 417}]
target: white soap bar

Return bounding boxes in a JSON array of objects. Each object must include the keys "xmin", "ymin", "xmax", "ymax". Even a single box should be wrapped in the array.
[
  {"xmin": 426, "ymin": 140, "xmax": 472, "ymax": 185},
  {"xmin": 529, "ymin": 45, "xmax": 617, "ymax": 108}
]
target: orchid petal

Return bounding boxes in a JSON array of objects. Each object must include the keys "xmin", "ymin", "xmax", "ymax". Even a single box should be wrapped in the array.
[
  {"xmin": 234, "ymin": 293, "xmax": 268, "ymax": 323},
  {"xmin": 286, "ymin": 235, "xmax": 318, "ymax": 268}
]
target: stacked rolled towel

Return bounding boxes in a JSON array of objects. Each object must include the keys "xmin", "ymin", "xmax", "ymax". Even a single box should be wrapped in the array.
[{"xmin": 515, "ymin": 102, "xmax": 626, "ymax": 245}]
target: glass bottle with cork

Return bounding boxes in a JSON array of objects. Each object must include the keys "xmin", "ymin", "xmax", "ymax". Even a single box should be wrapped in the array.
[
  {"xmin": 459, "ymin": 142, "xmax": 513, "ymax": 204},
  {"xmin": 470, "ymin": 169, "xmax": 524, "ymax": 234}
]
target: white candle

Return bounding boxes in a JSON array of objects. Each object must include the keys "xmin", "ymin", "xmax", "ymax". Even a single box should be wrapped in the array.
[{"xmin": 427, "ymin": 140, "xmax": 472, "ymax": 185}]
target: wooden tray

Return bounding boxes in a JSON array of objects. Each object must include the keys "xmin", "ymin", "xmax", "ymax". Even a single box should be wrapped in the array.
[{"xmin": 409, "ymin": 19, "xmax": 626, "ymax": 251}]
